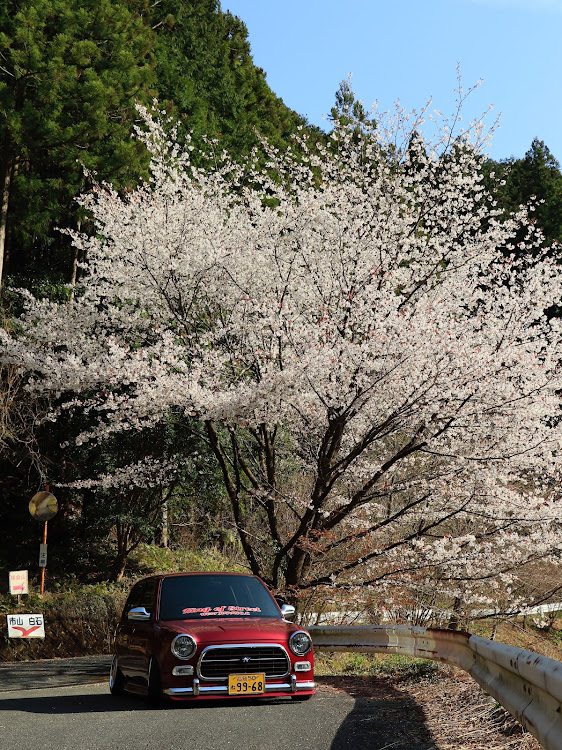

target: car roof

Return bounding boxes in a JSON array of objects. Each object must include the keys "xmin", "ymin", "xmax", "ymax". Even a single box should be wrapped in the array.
[{"xmin": 138, "ymin": 571, "xmax": 258, "ymax": 582}]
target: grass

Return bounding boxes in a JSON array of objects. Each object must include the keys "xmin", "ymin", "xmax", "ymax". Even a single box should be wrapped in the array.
[
  {"xmin": 128, "ymin": 542, "xmax": 247, "ymax": 576},
  {"xmin": 314, "ymin": 651, "xmax": 441, "ymax": 680}
]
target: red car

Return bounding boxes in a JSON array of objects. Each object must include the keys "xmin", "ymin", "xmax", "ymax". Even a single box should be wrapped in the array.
[{"xmin": 109, "ymin": 572, "xmax": 315, "ymax": 703}]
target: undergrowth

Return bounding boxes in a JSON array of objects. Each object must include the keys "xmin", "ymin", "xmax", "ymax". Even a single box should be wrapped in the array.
[
  {"xmin": 0, "ymin": 543, "xmax": 244, "ymax": 662},
  {"xmin": 2, "ymin": 541, "xmax": 562, "ymax": 675},
  {"xmin": 314, "ymin": 651, "xmax": 441, "ymax": 681}
]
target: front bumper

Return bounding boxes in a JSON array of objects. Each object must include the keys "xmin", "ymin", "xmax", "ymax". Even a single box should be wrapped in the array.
[{"xmin": 164, "ymin": 675, "xmax": 315, "ymax": 698}]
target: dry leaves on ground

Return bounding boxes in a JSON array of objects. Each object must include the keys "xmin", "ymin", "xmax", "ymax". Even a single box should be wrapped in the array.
[{"xmin": 316, "ymin": 669, "xmax": 541, "ymax": 750}]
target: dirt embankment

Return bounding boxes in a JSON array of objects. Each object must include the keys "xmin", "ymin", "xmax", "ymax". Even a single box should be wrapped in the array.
[{"xmin": 318, "ymin": 671, "xmax": 541, "ymax": 750}]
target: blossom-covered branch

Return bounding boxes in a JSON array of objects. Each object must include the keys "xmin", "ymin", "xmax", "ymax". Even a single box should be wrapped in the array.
[{"xmin": 3, "ymin": 98, "xmax": 562, "ymax": 614}]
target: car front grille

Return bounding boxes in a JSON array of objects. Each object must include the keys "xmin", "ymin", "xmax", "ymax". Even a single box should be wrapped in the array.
[{"xmin": 198, "ymin": 645, "xmax": 290, "ymax": 680}]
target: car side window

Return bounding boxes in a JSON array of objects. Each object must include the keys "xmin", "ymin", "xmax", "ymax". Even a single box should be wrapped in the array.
[
  {"xmin": 123, "ymin": 581, "xmax": 146, "ymax": 617},
  {"xmin": 140, "ymin": 579, "xmax": 157, "ymax": 615}
]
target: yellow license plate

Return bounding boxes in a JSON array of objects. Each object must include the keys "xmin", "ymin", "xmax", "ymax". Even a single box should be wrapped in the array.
[{"xmin": 228, "ymin": 673, "xmax": 266, "ymax": 696}]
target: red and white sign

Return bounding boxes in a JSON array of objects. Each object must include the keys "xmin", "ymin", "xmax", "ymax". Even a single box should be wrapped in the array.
[
  {"xmin": 7, "ymin": 614, "xmax": 45, "ymax": 638},
  {"xmin": 9, "ymin": 570, "xmax": 28, "ymax": 596}
]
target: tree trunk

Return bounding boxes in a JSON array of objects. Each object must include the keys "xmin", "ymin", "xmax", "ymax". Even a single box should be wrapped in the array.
[
  {"xmin": 0, "ymin": 159, "xmax": 14, "ymax": 291},
  {"xmin": 112, "ymin": 552, "xmax": 128, "ymax": 583},
  {"xmin": 447, "ymin": 596, "xmax": 462, "ymax": 631},
  {"xmin": 69, "ymin": 220, "xmax": 81, "ymax": 301},
  {"xmin": 112, "ymin": 523, "xmax": 131, "ymax": 582},
  {"xmin": 160, "ymin": 500, "xmax": 169, "ymax": 548}
]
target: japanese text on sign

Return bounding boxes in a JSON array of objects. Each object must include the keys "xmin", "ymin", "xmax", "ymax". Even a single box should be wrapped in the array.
[
  {"xmin": 9, "ymin": 570, "xmax": 28, "ymax": 595},
  {"xmin": 7, "ymin": 614, "xmax": 45, "ymax": 638}
]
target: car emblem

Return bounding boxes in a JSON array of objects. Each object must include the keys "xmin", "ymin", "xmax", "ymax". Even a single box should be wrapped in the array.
[{"xmin": 241, "ymin": 656, "xmax": 250, "ymax": 663}]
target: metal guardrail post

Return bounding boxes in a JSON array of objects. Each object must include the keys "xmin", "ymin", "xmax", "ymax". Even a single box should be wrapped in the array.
[{"xmin": 308, "ymin": 625, "xmax": 562, "ymax": 750}]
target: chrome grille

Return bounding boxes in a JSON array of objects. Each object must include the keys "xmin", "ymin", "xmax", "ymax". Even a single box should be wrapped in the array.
[{"xmin": 198, "ymin": 645, "xmax": 290, "ymax": 680}]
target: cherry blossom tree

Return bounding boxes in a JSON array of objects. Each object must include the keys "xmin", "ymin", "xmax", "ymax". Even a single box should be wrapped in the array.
[{"xmin": 3, "ymin": 100, "xmax": 562, "ymax": 615}]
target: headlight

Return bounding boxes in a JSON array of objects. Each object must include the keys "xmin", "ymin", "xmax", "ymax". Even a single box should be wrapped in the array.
[
  {"xmin": 171, "ymin": 634, "xmax": 196, "ymax": 660},
  {"xmin": 289, "ymin": 630, "xmax": 312, "ymax": 656}
]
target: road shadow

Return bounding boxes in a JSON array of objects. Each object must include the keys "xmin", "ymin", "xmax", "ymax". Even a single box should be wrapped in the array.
[
  {"xmin": 0, "ymin": 691, "xmax": 138, "ymax": 714},
  {"xmin": 0, "ymin": 666, "xmax": 439, "ymax": 748},
  {"xmin": 0, "ymin": 690, "xmax": 309, "ymax": 715},
  {"xmin": 320, "ymin": 676, "xmax": 439, "ymax": 750},
  {"xmin": 0, "ymin": 655, "xmax": 111, "ymax": 691}
]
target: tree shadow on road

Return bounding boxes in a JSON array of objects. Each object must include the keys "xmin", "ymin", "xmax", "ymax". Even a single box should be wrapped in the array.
[
  {"xmin": 0, "ymin": 655, "xmax": 112, "ymax": 692},
  {"xmin": 319, "ymin": 676, "xmax": 439, "ymax": 750},
  {"xmin": 0, "ymin": 691, "xmax": 141, "ymax": 714},
  {"xmin": 0, "ymin": 675, "xmax": 439, "ymax": 750}
]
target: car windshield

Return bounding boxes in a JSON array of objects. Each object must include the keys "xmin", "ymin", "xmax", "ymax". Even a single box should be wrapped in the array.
[{"xmin": 158, "ymin": 574, "xmax": 281, "ymax": 621}]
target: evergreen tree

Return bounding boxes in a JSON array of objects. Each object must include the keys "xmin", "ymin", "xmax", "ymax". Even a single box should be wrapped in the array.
[
  {"xmin": 0, "ymin": 0, "xmax": 156, "ymax": 289},
  {"xmin": 0, "ymin": 0, "xmax": 320, "ymax": 291},
  {"xmin": 329, "ymin": 76, "xmax": 371, "ymax": 131},
  {"xmin": 484, "ymin": 138, "xmax": 562, "ymax": 246},
  {"xmin": 151, "ymin": 0, "xmax": 309, "ymax": 156}
]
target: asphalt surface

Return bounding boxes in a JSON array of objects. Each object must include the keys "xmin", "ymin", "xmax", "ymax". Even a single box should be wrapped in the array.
[
  {"xmin": 0, "ymin": 683, "xmax": 437, "ymax": 750},
  {"xmin": 0, "ymin": 657, "xmax": 439, "ymax": 750},
  {"xmin": 0, "ymin": 655, "xmax": 112, "ymax": 691}
]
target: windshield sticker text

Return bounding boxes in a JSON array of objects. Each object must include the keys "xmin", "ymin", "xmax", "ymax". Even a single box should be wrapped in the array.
[{"xmin": 182, "ymin": 606, "xmax": 262, "ymax": 617}]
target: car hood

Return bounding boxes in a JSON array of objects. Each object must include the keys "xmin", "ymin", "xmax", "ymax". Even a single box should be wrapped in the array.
[{"xmin": 158, "ymin": 617, "xmax": 301, "ymax": 643}]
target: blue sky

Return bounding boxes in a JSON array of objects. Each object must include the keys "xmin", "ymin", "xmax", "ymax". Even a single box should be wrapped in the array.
[{"xmin": 223, "ymin": 0, "xmax": 562, "ymax": 161}]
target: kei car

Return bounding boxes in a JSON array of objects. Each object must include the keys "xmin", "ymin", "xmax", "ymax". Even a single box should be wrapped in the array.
[{"xmin": 109, "ymin": 571, "xmax": 315, "ymax": 702}]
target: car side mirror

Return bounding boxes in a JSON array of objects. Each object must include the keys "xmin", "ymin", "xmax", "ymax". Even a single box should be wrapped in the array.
[
  {"xmin": 127, "ymin": 606, "xmax": 151, "ymax": 621},
  {"xmin": 281, "ymin": 604, "xmax": 296, "ymax": 620}
]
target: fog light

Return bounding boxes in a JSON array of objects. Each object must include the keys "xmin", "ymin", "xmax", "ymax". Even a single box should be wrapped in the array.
[
  {"xmin": 294, "ymin": 661, "xmax": 311, "ymax": 672},
  {"xmin": 172, "ymin": 665, "xmax": 194, "ymax": 676}
]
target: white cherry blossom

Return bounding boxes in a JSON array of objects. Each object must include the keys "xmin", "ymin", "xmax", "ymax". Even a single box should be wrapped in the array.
[{"xmin": 3, "ymin": 101, "xmax": 562, "ymax": 615}]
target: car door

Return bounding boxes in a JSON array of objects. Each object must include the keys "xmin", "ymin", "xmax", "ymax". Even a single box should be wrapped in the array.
[
  {"xmin": 128, "ymin": 578, "xmax": 158, "ymax": 684},
  {"xmin": 118, "ymin": 579, "xmax": 158, "ymax": 683}
]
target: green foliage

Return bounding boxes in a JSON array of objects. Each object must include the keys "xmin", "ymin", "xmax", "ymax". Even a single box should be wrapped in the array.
[
  {"xmin": 315, "ymin": 652, "xmax": 441, "ymax": 680},
  {"xmin": 484, "ymin": 138, "xmax": 562, "ymax": 246},
  {"xmin": 129, "ymin": 542, "xmax": 245, "ymax": 575},
  {"xmin": 3, "ymin": 273, "xmax": 72, "ymax": 306},
  {"xmin": 0, "ymin": 0, "xmax": 156, "ymax": 280},
  {"xmin": 372, "ymin": 655, "xmax": 440, "ymax": 680},
  {"xmin": 0, "ymin": 0, "xmax": 320, "ymax": 292},
  {"xmin": 0, "ymin": 583, "xmax": 127, "ymax": 660},
  {"xmin": 329, "ymin": 77, "xmax": 372, "ymax": 132},
  {"xmin": 151, "ymin": 0, "xmax": 309, "ymax": 155}
]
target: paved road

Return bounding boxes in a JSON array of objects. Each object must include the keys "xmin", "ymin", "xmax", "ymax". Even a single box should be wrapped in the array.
[
  {"xmin": 0, "ymin": 655, "xmax": 112, "ymax": 691},
  {"xmin": 0, "ymin": 658, "xmax": 438, "ymax": 750}
]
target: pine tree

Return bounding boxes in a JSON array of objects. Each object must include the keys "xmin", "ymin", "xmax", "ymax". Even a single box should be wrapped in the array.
[
  {"xmin": 151, "ymin": 0, "xmax": 309, "ymax": 156},
  {"xmin": 484, "ymin": 138, "xmax": 562, "ymax": 246},
  {"xmin": 0, "ymin": 0, "xmax": 156, "ymax": 289}
]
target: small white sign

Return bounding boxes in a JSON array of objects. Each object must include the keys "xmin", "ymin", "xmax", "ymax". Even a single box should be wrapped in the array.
[
  {"xmin": 39, "ymin": 544, "xmax": 48, "ymax": 568},
  {"xmin": 7, "ymin": 614, "xmax": 45, "ymax": 638},
  {"xmin": 9, "ymin": 570, "xmax": 28, "ymax": 595}
]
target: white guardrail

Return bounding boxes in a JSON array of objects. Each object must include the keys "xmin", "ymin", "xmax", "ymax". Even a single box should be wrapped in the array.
[{"xmin": 308, "ymin": 625, "xmax": 562, "ymax": 750}]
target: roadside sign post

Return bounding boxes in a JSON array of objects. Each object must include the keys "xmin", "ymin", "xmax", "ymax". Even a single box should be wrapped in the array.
[
  {"xmin": 9, "ymin": 570, "xmax": 28, "ymax": 605},
  {"xmin": 7, "ymin": 614, "xmax": 45, "ymax": 638},
  {"xmin": 28, "ymin": 488, "xmax": 58, "ymax": 596}
]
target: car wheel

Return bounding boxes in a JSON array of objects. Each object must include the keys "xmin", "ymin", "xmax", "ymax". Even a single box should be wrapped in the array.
[
  {"xmin": 109, "ymin": 656, "xmax": 125, "ymax": 696},
  {"xmin": 147, "ymin": 657, "xmax": 164, "ymax": 706}
]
